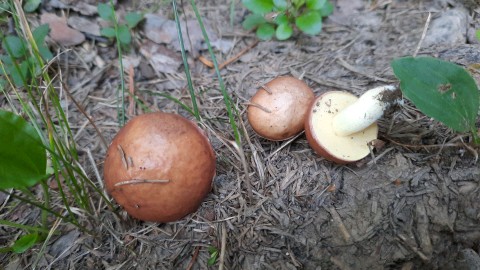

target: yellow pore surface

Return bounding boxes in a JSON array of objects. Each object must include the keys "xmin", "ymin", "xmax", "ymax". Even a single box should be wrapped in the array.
[{"xmin": 310, "ymin": 91, "xmax": 378, "ymax": 162}]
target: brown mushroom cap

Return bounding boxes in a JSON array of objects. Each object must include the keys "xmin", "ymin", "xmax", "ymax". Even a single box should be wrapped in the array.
[
  {"xmin": 305, "ymin": 91, "xmax": 378, "ymax": 164},
  {"xmin": 103, "ymin": 112, "xmax": 216, "ymax": 222},
  {"xmin": 247, "ymin": 76, "xmax": 315, "ymax": 141}
]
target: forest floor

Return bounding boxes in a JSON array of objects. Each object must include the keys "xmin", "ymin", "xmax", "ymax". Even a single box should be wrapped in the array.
[{"xmin": 2, "ymin": 0, "xmax": 480, "ymax": 269}]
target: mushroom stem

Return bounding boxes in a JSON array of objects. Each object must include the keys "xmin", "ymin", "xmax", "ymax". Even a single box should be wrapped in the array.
[{"xmin": 332, "ymin": 85, "xmax": 400, "ymax": 136}]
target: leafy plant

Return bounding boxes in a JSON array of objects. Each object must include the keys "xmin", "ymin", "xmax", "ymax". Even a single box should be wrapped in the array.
[
  {"xmin": 241, "ymin": 0, "xmax": 333, "ymax": 40},
  {"xmin": 0, "ymin": 1, "xmax": 114, "ymax": 256},
  {"xmin": 23, "ymin": 0, "xmax": 41, "ymax": 12},
  {"xmin": 207, "ymin": 246, "xmax": 219, "ymax": 266},
  {"xmin": 97, "ymin": 3, "xmax": 144, "ymax": 47},
  {"xmin": 0, "ymin": 233, "xmax": 40, "ymax": 254},
  {"xmin": 0, "ymin": 24, "xmax": 53, "ymax": 87},
  {"xmin": 0, "ymin": 110, "xmax": 48, "ymax": 189},
  {"xmin": 392, "ymin": 56, "xmax": 480, "ymax": 144},
  {"xmin": 97, "ymin": 2, "xmax": 144, "ymax": 126}
]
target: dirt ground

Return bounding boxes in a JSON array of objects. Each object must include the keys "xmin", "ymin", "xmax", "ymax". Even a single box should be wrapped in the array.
[{"xmin": 2, "ymin": 0, "xmax": 480, "ymax": 269}]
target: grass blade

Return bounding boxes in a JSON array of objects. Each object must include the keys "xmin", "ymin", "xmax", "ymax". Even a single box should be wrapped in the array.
[
  {"xmin": 189, "ymin": 0, "xmax": 241, "ymax": 145},
  {"xmin": 172, "ymin": 0, "xmax": 200, "ymax": 120}
]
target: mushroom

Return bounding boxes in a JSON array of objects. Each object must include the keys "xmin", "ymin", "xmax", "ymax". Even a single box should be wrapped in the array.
[
  {"xmin": 305, "ymin": 85, "xmax": 401, "ymax": 164},
  {"xmin": 247, "ymin": 76, "xmax": 315, "ymax": 141},
  {"xmin": 103, "ymin": 112, "xmax": 216, "ymax": 222}
]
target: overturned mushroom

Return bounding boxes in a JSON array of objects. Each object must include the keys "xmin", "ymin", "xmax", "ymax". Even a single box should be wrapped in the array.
[{"xmin": 305, "ymin": 85, "xmax": 401, "ymax": 164}]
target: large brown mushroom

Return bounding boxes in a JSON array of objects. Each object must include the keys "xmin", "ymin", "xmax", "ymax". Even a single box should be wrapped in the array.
[
  {"xmin": 247, "ymin": 76, "xmax": 314, "ymax": 141},
  {"xmin": 103, "ymin": 112, "xmax": 216, "ymax": 222}
]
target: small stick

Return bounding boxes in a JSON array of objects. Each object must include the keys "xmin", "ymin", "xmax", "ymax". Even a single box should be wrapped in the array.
[
  {"xmin": 217, "ymin": 40, "xmax": 259, "ymax": 71},
  {"xmin": 198, "ymin": 56, "xmax": 214, "ymax": 68},
  {"xmin": 413, "ymin": 12, "xmax": 431, "ymax": 57},
  {"xmin": 244, "ymin": 101, "xmax": 272, "ymax": 113},
  {"xmin": 117, "ymin": 145, "xmax": 128, "ymax": 169},
  {"xmin": 218, "ymin": 223, "xmax": 227, "ymax": 270},
  {"xmin": 114, "ymin": 179, "xmax": 170, "ymax": 187},
  {"xmin": 267, "ymin": 131, "xmax": 305, "ymax": 159},
  {"xmin": 260, "ymin": 84, "xmax": 273, "ymax": 94},
  {"xmin": 198, "ymin": 40, "xmax": 259, "ymax": 71},
  {"xmin": 327, "ymin": 206, "xmax": 352, "ymax": 243},
  {"xmin": 185, "ymin": 246, "xmax": 201, "ymax": 270},
  {"xmin": 397, "ymin": 234, "xmax": 430, "ymax": 261}
]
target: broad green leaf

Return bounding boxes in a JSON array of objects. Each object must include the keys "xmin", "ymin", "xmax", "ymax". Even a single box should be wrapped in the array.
[
  {"xmin": 0, "ymin": 110, "xmax": 47, "ymax": 189},
  {"xmin": 125, "ymin": 12, "xmax": 143, "ymax": 29},
  {"xmin": 392, "ymin": 56, "xmax": 479, "ymax": 132},
  {"xmin": 12, "ymin": 233, "xmax": 38, "ymax": 253},
  {"xmin": 319, "ymin": 1, "xmax": 334, "ymax": 17},
  {"xmin": 276, "ymin": 23, "xmax": 293, "ymax": 40},
  {"xmin": 273, "ymin": 0, "xmax": 287, "ymax": 10},
  {"xmin": 38, "ymin": 45, "xmax": 53, "ymax": 61},
  {"xmin": 256, "ymin": 23, "xmax": 275, "ymax": 40},
  {"xmin": 0, "ymin": 3, "xmax": 9, "ymax": 14},
  {"xmin": 295, "ymin": 11, "xmax": 322, "ymax": 35},
  {"xmin": 274, "ymin": 13, "xmax": 289, "ymax": 25},
  {"xmin": 32, "ymin": 24, "xmax": 50, "ymax": 45},
  {"xmin": 2, "ymin": 36, "xmax": 26, "ymax": 58},
  {"xmin": 9, "ymin": 60, "xmax": 30, "ymax": 87},
  {"xmin": 242, "ymin": 14, "xmax": 267, "ymax": 30},
  {"xmin": 207, "ymin": 247, "xmax": 219, "ymax": 266},
  {"xmin": 306, "ymin": 0, "xmax": 326, "ymax": 10},
  {"xmin": 23, "ymin": 0, "xmax": 41, "ymax": 12},
  {"xmin": 117, "ymin": 25, "xmax": 131, "ymax": 44},
  {"xmin": 97, "ymin": 3, "xmax": 114, "ymax": 21},
  {"xmin": 100, "ymin": 27, "xmax": 116, "ymax": 38},
  {"xmin": 242, "ymin": 0, "xmax": 274, "ymax": 14},
  {"xmin": 292, "ymin": 0, "xmax": 305, "ymax": 9},
  {"xmin": 32, "ymin": 25, "xmax": 53, "ymax": 60}
]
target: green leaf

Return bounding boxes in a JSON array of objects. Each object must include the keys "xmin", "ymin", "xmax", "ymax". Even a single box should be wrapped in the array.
[
  {"xmin": 242, "ymin": 14, "xmax": 267, "ymax": 30},
  {"xmin": 295, "ymin": 11, "xmax": 322, "ymax": 35},
  {"xmin": 12, "ymin": 233, "xmax": 39, "ymax": 253},
  {"xmin": 38, "ymin": 45, "xmax": 53, "ymax": 60},
  {"xmin": 391, "ymin": 56, "xmax": 479, "ymax": 133},
  {"xmin": 275, "ymin": 23, "xmax": 293, "ymax": 40},
  {"xmin": 274, "ymin": 13, "xmax": 289, "ymax": 25},
  {"xmin": 0, "ymin": 110, "xmax": 47, "ymax": 189},
  {"xmin": 117, "ymin": 25, "xmax": 131, "ymax": 44},
  {"xmin": 97, "ymin": 3, "xmax": 114, "ymax": 21},
  {"xmin": 273, "ymin": 0, "xmax": 287, "ymax": 10},
  {"xmin": 292, "ymin": 0, "xmax": 305, "ymax": 9},
  {"xmin": 319, "ymin": 1, "xmax": 334, "ymax": 17},
  {"xmin": 476, "ymin": 29, "xmax": 480, "ymax": 42},
  {"xmin": 306, "ymin": 0, "xmax": 326, "ymax": 10},
  {"xmin": 256, "ymin": 23, "xmax": 275, "ymax": 40},
  {"xmin": 23, "ymin": 0, "xmax": 41, "ymax": 12},
  {"xmin": 2, "ymin": 36, "xmax": 27, "ymax": 58},
  {"xmin": 125, "ymin": 12, "xmax": 143, "ymax": 29},
  {"xmin": 100, "ymin": 27, "xmax": 116, "ymax": 38},
  {"xmin": 32, "ymin": 24, "xmax": 50, "ymax": 45},
  {"xmin": 9, "ymin": 60, "xmax": 30, "ymax": 87},
  {"xmin": 242, "ymin": 0, "xmax": 274, "ymax": 14},
  {"xmin": 207, "ymin": 247, "xmax": 219, "ymax": 266}
]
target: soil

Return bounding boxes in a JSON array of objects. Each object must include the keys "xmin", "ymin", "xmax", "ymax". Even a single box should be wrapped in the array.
[{"xmin": 1, "ymin": 0, "xmax": 480, "ymax": 269}]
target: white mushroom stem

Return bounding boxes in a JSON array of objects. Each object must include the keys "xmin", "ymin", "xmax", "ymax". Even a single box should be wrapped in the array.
[{"xmin": 332, "ymin": 85, "xmax": 401, "ymax": 137}]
